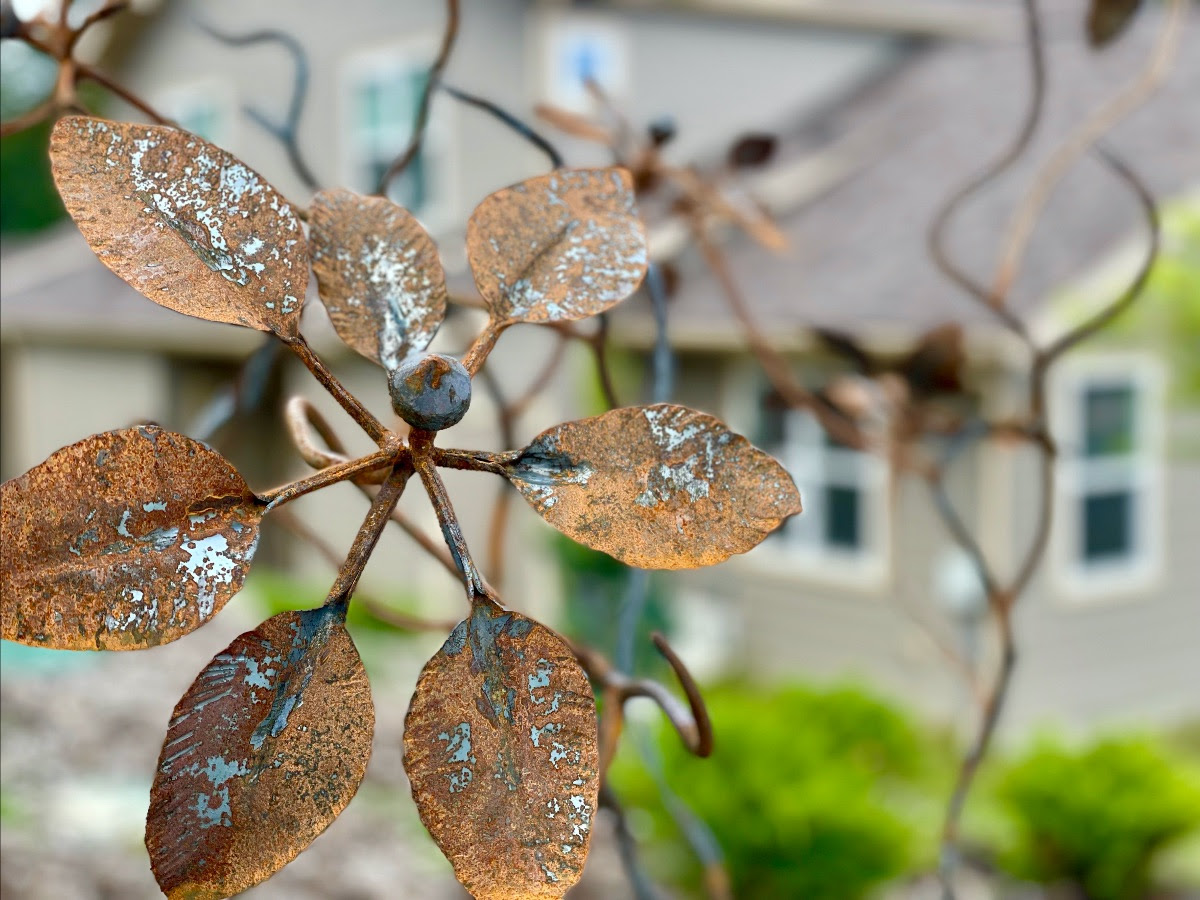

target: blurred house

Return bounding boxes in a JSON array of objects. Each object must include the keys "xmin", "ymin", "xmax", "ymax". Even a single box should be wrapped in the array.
[{"xmin": 1, "ymin": 0, "xmax": 1196, "ymax": 735}]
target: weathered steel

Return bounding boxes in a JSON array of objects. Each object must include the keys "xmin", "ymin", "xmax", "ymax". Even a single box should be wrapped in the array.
[
  {"xmin": 389, "ymin": 352, "xmax": 472, "ymax": 432},
  {"xmin": 466, "ymin": 168, "xmax": 648, "ymax": 324},
  {"xmin": 0, "ymin": 426, "xmax": 261, "ymax": 650},
  {"xmin": 506, "ymin": 404, "xmax": 802, "ymax": 569},
  {"xmin": 49, "ymin": 116, "xmax": 308, "ymax": 336},
  {"xmin": 405, "ymin": 602, "xmax": 599, "ymax": 899},
  {"xmin": 309, "ymin": 188, "xmax": 448, "ymax": 369},
  {"xmin": 146, "ymin": 606, "xmax": 374, "ymax": 899},
  {"xmin": 1087, "ymin": 0, "xmax": 1143, "ymax": 46}
]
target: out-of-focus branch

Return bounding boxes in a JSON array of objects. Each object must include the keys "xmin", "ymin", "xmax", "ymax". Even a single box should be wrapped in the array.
[
  {"xmin": 1039, "ymin": 146, "xmax": 1160, "ymax": 366},
  {"xmin": 573, "ymin": 632, "xmax": 713, "ymax": 776},
  {"xmin": 991, "ymin": 0, "xmax": 1183, "ymax": 304},
  {"xmin": 693, "ymin": 226, "xmax": 869, "ymax": 451},
  {"xmin": 377, "ymin": 0, "xmax": 459, "ymax": 195},
  {"xmin": 76, "ymin": 63, "xmax": 174, "ymax": 124},
  {"xmin": 926, "ymin": 0, "xmax": 1043, "ymax": 339},
  {"xmin": 599, "ymin": 785, "xmax": 662, "ymax": 900},
  {"xmin": 195, "ymin": 23, "xmax": 320, "ymax": 192},
  {"xmin": 440, "ymin": 81, "xmax": 564, "ymax": 169}
]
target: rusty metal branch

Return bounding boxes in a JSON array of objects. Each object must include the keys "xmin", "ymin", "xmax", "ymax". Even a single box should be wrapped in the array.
[
  {"xmin": 377, "ymin": 0, "xmax": 459, "ymax": 196},
  {"xmin": 990, "ymin": 0, "xmax": 1183, "ymax": 305},
  {"xmin": 271, "ymin": 506, "xmax": 459, "ymax": 632},
  {"xmin": 75, "ymin": 63, "xmax": 174, "ymax": 125},
  {"xmin": 461, "ymin": 318, "xmax": 507, "ymax": 377},
  {"xmin": 195, "ymin": 23, "xmax": 320, "ymax": 191},
  {"xmin": 258, "ymin": 446, "xmax": 400, "ymax": 509},
  {"xmin": 282, "ymin": 333, "xmax": 389, "ymax": 444},
  {"xmin": 572, "ymin": 633, "xmax": 714, "ymax": 773},
  {"xmin": 1040, "ymin": 146, "xmax": 1160, "ymax": 367},
  {"xmin": 694, "ymin": 226, "xmax": 869, "ymax": 451},
  {"xmin": 411, "ymin": 430, "xmax": 489, "ymax": 601},
  {"xmin": 599, "ymin": 785, "xmax": 663, "ymax": 900},
  {"xmin": 926, "ymin": 0, "xmax": 1042, "ymax": 338},
  {"xmin": 439, "ymin": 81, "xmax": 564, "ymax": 169},
  {"xmin": 324, "ymin": 464, "xmax": 413, "ymax": 611}
]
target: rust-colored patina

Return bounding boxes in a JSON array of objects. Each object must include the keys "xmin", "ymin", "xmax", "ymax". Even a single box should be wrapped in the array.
[
  {"xmin": 309, "ymin": 188, "xmax": 448, "ymax": 369},
  {"xmin": 146, "ymin": 606, "xmax": 374, "ymax": 900},
  {"xmin": 405, "ymin": 602, "xmax": 599, "ymax": 900},
  {"xmin": 507, "ymin": 404, "xmax": 802, "ymax": 569},
  {"xmin": 49, "ymin": 116, "xmax": 308, "ymax": 336},
  {"xmin": 0, "ymin": 426, "xmax": 261, "ymax": 650},
  {"xmin": 466, "ymin": 168, "xmax": 648, "ymax": 324}
]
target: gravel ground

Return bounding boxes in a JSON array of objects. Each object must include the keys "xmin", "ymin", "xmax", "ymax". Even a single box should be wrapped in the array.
[{"xmin": 0, "ymin": 598, "xmax": 629, "ymax": 900}]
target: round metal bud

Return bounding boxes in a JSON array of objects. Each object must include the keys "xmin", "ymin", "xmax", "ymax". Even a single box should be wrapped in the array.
[{"xmin": 388, "ymin": 352, "xmax": 472, "ymax": 432}]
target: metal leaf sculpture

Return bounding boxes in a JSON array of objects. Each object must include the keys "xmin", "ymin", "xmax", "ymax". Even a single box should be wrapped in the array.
[
  {"xmin": 1086, "ymin": 0, "xmax": 1143, "ymax": 47},
  {"xmin": 404, "ymin": 602, "xmax": 599, "ymax": 899},
  {"xmin": 49, "ymin": 116, "xmax": 308, "ymax": 336},
  {"xmin": 505, "ymin": 404, "xmax": 802, "ymax": 568},
  {"xmin": 1, "ymin": 426, "xmax": 262, "ymax": 650},
  {"xmin": 309, "ymin": 188, "xmax": 448, "ymax": 369},
  {"xmin": 466, "ymin": 168, "xmax": 648, "ymax": 324},
  {"xmin": 146, "ymin": 606, "xmax": 373, "ymax": 900}
]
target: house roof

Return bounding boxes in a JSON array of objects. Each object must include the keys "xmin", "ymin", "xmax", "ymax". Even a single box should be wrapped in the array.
[
  {"xmin": 628, "ymin": 3, "xmax": 1199, "ymax": 349},
  {"xmin": 2, "ymin": 4, "xmax": 1194, "ymax": 358}
]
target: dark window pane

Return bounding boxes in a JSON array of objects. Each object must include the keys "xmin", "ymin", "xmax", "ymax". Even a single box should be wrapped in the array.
[
  {"xmin": 757, "ymin": 390, "xmax": 787, "ymax": 450},
  {"xmin": 824, "ymin": 485, "xmax": 860, "ymax": 549},
  {"xmin": 1083, "ymin": 491, "xmax": 1133, "ymax": 561},
  {"xmin": 1085, "ymin": 385, "xmax": 1135, "ymax": 457}
]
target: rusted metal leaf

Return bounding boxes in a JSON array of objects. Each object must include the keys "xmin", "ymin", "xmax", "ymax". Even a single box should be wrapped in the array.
[
  {"xmin": 0, "ymin": 426, "xmax": 261, "ymax": 650},
  {"xmin": 49, "ymin": 116, "xmax": 308, "ymax": 336},
  {"xmin": 728, "ymin": 133, "xmax": 777, "ymax": 169},
  {"xmin": 466, "ymin": 168, "xmax": 648, "ymax": 325},
  {"xmin": 506, "ymin": 404, "xmax": 802, "ymax": 569},
  {"xmin": 1087, "ymin": 0, "xmax": 1143, "ymax": 46},
  {"xmin": 309, "ymin": 188, "xmax": 448, "ymax": 369},
  {"xmin": 147, "ymin": 606, "xmax": 373, "ymax": 899},
  {"xmin": 404, "ymin": 603, "xmax": 599, "ymax": 900}
]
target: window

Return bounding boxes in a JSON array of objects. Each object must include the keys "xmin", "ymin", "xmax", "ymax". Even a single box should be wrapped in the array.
[
  {"xmin": 541, "ymin": 15, "xmax": 630, "ymax": 113},
  {"xmin": 758, "ymin": 392, "xmax": 890, "ymax": 586},
  {"xmin": 342, "ymin": 44, "xmax": 450, "ymax": 224},
  {"xmin": 1054, "ymin": 356, "xmax": 1164, "ymax": 598},
  {"xmin": 153, "ymin": 79, "xmax": 234, "ymax": 145}
]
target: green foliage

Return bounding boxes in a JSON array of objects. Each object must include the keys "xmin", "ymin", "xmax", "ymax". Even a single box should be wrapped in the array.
[
  {"xmin": 993, "ymin": 736, "xmax": 1200, "ymax": 900},
  {"xmin": 246, "ymin": 568, "xmax": 424, "ymax": 638},
  {"xmin": 0, "ymin": 119, "xmax": 66, "ymax": 234},
  {"xmin": 552, "ymin": 531, "xmax": 673, "ymax": 678},
  {"xmin": 612, "ymin": 682, "xmax": 945, "ymax": 899}
]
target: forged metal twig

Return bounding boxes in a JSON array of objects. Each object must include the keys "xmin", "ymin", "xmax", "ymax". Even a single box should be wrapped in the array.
[
  {"xmin": 926, "ymin": 0, "xmax": 1043, "ymax": 340},
  {"xmin": 439, "ymin": 81, "xmax": 564, "ymax": 170},
  {"xmin": 195, "ymin": 23, "xmax": 320, "ymax": 191},
  {"xmin": 990, "ymin": 0, "xmax": 1184, "ymax": 306},
  {"xmin": 377, "ymin": 0, "xmax": 459, "ymax": 195}
]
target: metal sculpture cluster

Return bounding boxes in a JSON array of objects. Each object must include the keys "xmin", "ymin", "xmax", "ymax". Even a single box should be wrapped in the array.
[{"xmin": 0, "ymin": 115, "xmax": 801, "ymax": 899}]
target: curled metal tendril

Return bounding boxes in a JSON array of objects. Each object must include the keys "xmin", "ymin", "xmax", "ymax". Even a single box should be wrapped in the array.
[{"xmin": 195, "ymin": 22, "xmax": 320, "ymax": 192}]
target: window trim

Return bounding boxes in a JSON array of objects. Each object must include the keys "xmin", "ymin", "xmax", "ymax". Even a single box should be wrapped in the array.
[
  {"xmin": 726, "ymin": 363, "xmax": 892, "ymax": 592},
  {"xmin": 1050, "ymin": 352, "xmax": 1165, "ymax": 603},
  {"xmin": 339, "ymin": 38, "xmax": 456, "ymax": 233}
]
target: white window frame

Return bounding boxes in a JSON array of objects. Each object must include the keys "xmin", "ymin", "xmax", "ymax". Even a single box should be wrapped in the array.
[
  {"xmin": 741, "ymin": 396, "xmax": 891, "ymax": 591},
  {"xmin": 537, "ymin": 12, "xmax": 631, "ymax": 114},
  {"xmin": 151, "ymin": 78, "xmax": 236, "ymax": 146},
  {"xmin": 339, "ymin": 39, "xmax": 455, "ymax": 233},
  {"xmin": 1050, "ymin": 352, "xmax": 1165, "ymax": 602}
]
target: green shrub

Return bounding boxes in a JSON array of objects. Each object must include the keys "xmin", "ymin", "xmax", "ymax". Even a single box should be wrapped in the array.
[
  {"xmin": 611, "ymin": 682, "xmax": 943, "ymax": 899},
  {"xmin": 994, "ymin": 736, "xmax": 1200, "ymax": 900}
]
